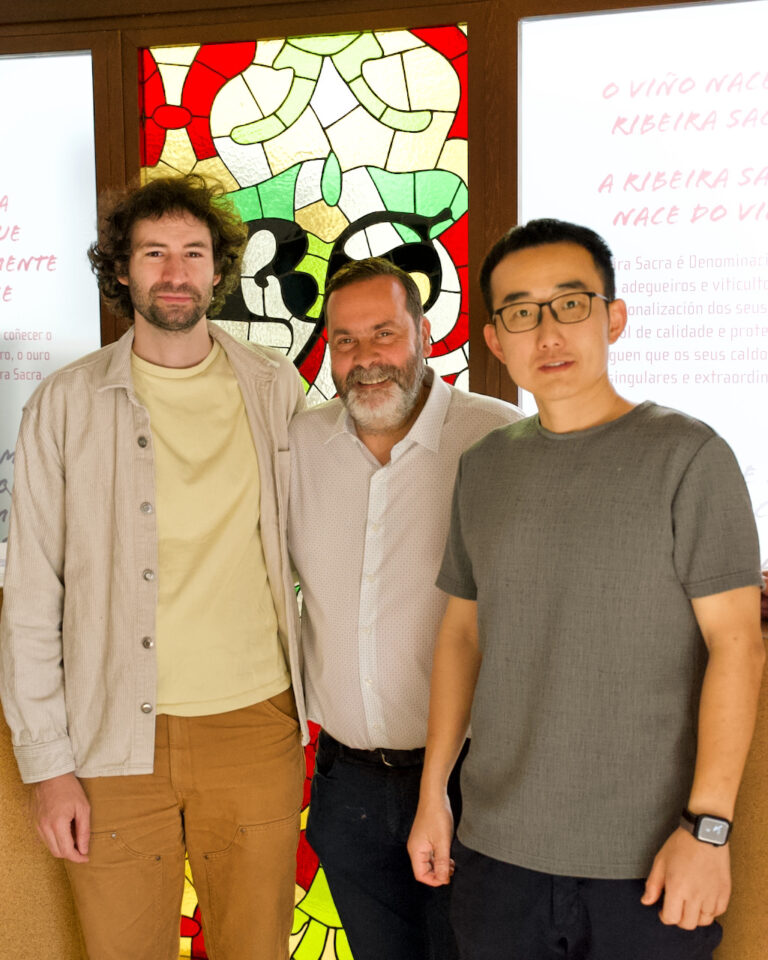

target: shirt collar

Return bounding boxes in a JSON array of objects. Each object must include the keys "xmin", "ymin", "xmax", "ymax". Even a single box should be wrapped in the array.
[
  {"xmin": 97, "ymin": 325, "xmax": 136, "ymax": 392},
  {"xmin": 327, "ymin": 366, "xmax": 451, "ymax": 457},
  {"xmin": 96, "ymin": 320, "xmax": 278, "ymax": 394}
]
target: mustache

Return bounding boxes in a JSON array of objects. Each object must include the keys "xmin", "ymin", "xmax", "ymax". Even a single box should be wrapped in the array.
[
  {"xmin": 149, "ymin": 282, "xmax": 203, "ymax": 299},
  {"xmin": 343, "ymin": 364, "xmax": 404, "ymax": 391}
]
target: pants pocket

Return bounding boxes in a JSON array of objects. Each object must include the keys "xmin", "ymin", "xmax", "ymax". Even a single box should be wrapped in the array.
[
  {"xmin": 263, "ymin": 686, "xmax": 299, "ymax": 725},
  {"xmin": 65, "ymin": 830, "xmax": 181, "ymax": 960}
]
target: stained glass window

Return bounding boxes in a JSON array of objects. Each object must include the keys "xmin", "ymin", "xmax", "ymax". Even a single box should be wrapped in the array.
[
  {"xmin": 139, "ymin": 25, "xmax": 468, "ymax": 959},
  {"xmin": 140, "ymin": 27, "xmax": 469, "ymax": 403}
]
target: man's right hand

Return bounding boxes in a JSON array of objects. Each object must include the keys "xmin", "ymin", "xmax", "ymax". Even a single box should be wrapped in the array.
[
  {"xmin": 407, "ymin": 793, "xmax": 454, "ymax": 887},
  {"xmin": 32, "ymin": 772, "xmax": 91, "ymax": 862}
]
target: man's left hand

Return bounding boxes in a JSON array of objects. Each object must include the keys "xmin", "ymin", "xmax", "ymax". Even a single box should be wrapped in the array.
[{"xmin": 641, "ymin": 827, "xmax": 731, "ymax": 929}]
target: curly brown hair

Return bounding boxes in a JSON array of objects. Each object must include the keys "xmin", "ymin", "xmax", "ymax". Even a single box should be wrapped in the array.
[{"xmin": 87, "ymin": 174, "xmax": 248, "ymax": 320}]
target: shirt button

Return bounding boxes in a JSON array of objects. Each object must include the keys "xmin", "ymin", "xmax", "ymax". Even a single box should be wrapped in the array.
[
  {"xmin": 365, "ymin": 573, "xmax": 374, "ymax": 583},
  {"xmin": 142, "ymin": 569, "xmax": 155, "ymax": 581},
  {"xmin": 140, "ymin": 703, "xmax": 153, "ymax": 714},
  {"xmin": 140, "ymin": 501, "xmax": 153, "ymax": 515},
  {"xmin": 137, "ymin": 436, "xmax": 148, "ymax": 448},
  {"xmin": 371, "ymin": 522, "xmax": 381, "ymax": 532},
  {"xmin": 364, "ymin": 677, "xmax": 372, "ymax": 685},
  {"xmin": 141, "ymin": 636, "xmax": 154, "ymax": 649}
]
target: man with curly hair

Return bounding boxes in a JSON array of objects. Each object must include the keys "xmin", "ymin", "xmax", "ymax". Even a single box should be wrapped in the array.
[{"xmin": 0, "ymin": 175, "xmax": 307, "ymax": 960}]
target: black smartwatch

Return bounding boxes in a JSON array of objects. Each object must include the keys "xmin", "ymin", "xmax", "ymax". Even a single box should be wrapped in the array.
[{"xmin": 679, "ymin": 809, "xmax": 732, "ymax": 846}]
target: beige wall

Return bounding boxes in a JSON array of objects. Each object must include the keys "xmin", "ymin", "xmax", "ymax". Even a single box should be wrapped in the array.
[{"xmin": 0, "ymin": 636, "xmax": 82, "ymax": 955}]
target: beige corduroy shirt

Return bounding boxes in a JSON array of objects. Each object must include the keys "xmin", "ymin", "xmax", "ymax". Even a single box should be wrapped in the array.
[{"xmin": 0, "ymin": 323, "xmax": 307, "ymax": 784}]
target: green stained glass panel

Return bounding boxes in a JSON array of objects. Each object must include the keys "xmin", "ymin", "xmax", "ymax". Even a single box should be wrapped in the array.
[
  {"xmin": 257, "ymin": 165, "xmax": 301, "ymax": 219},
  {"xmin": 320, "ymin": 153, "xmax": 342, "ymax": 206}
]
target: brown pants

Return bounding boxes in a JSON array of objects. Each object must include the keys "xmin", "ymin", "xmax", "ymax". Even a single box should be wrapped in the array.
[{"xmin": 65, "ymin": 691, "xmax": 304, "ymax": 960}]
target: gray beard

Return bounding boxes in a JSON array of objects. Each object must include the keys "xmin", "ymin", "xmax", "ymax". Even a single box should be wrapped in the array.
[{"xmin": 336, "ymin": 350, "xmax": 425, "ymax": 434}]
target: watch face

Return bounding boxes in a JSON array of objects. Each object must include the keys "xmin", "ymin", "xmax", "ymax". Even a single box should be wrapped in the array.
[{"xmin": 697, "ymin": 816, "xmax": 730, "ymax": 845}]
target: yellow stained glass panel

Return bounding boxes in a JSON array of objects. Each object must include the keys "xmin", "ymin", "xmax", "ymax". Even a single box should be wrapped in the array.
[
  {"xmin": 438, "ymin": 138, "xmax": 468, "ymax": 183},
  {"xmin": 404, "ymin": 46, "xmax": 461, "ymax": 110},
  {"xmin": 152, "ymin": 44, "xmax": 200, "ymax": 66},
  {"xmin": 295, "ymin": 199, "xmax": 350, "ymax": 244},
  {"xmin": 265, "ymin": 107, "xmax": 331, "ymax": 175},
  {"xmin": 193, "ymin": 157, "xmax": 240, "ymax": 191},
  {"xmin": 326, "ymin": 106, "xmax": 394, "ymax": 172},
  {"xmin": 254, "ymin": 39, "xmax": 284, "ymax": 67},
  {"xmin": 388, "ymin": 111, "xmax": 454, "ymax": 172},
  {"xmin": 210, "ymin": 75, "xmax": 263, "ymax": 137},
  {"xmin": 375, "ymin": 30, "xmax": 424, "ymax": 55},
  {"xmin": 156, "ymin": 128, "xmax": 197, "ymax": 174},
  {"xmin": 244, "ymin": 64, "xmax": 296, "ymax": 119},
  {"xmin": 362, "ymin": 54, "xmax": 410, "ymax": 111},
  {"xmin": 156, "ymin": 63, "xmax": 191, "ymax": 105}
]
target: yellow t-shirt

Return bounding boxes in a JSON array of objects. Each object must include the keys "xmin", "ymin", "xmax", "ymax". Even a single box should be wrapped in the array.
[{"xmin": 131, "ymin": 340, "xmax": 290, "ymax": 715}]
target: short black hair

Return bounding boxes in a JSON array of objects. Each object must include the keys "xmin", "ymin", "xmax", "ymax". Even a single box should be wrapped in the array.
[
  {"xmin": 324, "ymin": 257, "xmax": 424, "ymax": 329},
  {"xmin": 479, "ymin": 219, "xmax": 616, "ymax": 315}
]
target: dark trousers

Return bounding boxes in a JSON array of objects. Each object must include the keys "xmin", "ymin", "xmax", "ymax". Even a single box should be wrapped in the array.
[
  {"xmin": 451, "ymin": 838, "xmax": 723, "ymax": 960},
  {"xmin": 306, "ymin": 731, "xmax": 465, "ymax": 960}
]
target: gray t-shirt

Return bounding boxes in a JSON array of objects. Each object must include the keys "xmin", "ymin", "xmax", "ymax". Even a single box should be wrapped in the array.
[{"xmin": 438, "ymin": 401, "xmax": 762, "ymax": 878}]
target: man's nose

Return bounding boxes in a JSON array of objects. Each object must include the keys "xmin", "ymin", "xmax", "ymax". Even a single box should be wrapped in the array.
[
  {"xmin": 161, "ymin": 254, "xmax": 187, "ymax": 283},
  {"xmin": 535, "ymin": 304, "xmax": 564, "ymax": 347},
  {"xmin": 353, "ymin": 338, "xmax": 381, "ymax": 366}
]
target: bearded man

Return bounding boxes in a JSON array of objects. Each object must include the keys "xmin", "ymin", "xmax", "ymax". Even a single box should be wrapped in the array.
[
  {"xmin": 287, "ymin": 257, "xmax": 520, "ymax": 960},
  {"xmin": 0, "ymin": 175, "xmax": 307, "ymax": 960}
]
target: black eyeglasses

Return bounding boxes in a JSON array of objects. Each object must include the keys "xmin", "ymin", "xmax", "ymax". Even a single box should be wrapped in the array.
[{"xmin": 492, "ymin": 292, "xmax": 611, "ymax": 334}]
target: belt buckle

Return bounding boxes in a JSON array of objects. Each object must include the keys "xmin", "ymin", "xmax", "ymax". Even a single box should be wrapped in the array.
[{"xmin": 379, "ymin": 749, "xmax": 395, "ymax": 767}]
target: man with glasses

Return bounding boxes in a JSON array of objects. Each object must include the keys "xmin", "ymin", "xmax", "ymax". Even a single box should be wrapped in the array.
[{"xmin": 408, "ymin": 219, "xmax": 764, "ymax": 959}]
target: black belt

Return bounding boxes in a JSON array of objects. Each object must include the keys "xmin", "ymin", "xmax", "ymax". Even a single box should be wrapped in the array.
[{"xmin": 321, "ymin": 730, "xmax": 425, "ymax": 768}]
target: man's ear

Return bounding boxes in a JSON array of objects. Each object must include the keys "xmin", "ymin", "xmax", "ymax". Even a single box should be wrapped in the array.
[
  {"xmin": 607, "ymin": 298, "xmax": 628, "ymax": 344},
  {"xmin": 117, "ymin": 272, "xmax": 129, "ymax": 287},
  {"xmin": 483, "ymin": 321, "xmax": 506, "ymax": 364},
  {"xmin": 213, "ymin": 273, "xmax": 221, "ymax": 288},
  {"xmin": 420, "ymin": 316, "xmax": 432, "ymax": 359}
]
